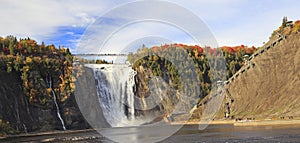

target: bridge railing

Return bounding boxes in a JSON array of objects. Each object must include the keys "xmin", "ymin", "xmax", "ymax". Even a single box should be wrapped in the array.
[{"xmin": 73, "ymin": 54, "xmax": 128, "ymax": 56}]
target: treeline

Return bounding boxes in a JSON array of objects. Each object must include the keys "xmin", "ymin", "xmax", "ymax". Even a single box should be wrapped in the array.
[
  {"xmin": 270, "ymin": 18, "xmax": 300, "ymax": 39},
  {"xmin": 0, "ymin": 36, "xmax": 75, "ymax": 106},
  {"xmin": 75, "ymin": 57, "xmax": 111, "ymax": 64},
  {"xmin": 127, "ymin": 44, "xmax": 256, "ymax": 99}
]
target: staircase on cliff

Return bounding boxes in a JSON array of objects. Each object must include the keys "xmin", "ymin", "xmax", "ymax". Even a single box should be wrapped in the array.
[
  {"xmin": 225, "ymin": 33, "xmax": 286, "ymax": 86},
  {"xmin": 196, "ymin": 23, "xmax": 299, "ymax": 120},
  {"xmin": 223, "ymin": 31, "xmax": 300, "ymax": 119}
]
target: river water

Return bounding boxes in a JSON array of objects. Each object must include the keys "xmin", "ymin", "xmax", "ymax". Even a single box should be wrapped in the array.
[{"xmin": 2, "ymin": 124, "xmax": 300, "ymax": 143}]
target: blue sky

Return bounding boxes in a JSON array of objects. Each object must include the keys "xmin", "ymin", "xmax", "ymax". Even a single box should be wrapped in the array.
[
  {"xmin": 43, "ymin": 26, "xmax": 86, "ymax": 48},
  {"xmin": 1, "ymin": 0, "xmax": 300, "ymax": 53}
]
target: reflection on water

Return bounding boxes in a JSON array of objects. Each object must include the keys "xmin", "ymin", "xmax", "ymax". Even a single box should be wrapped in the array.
[
  {"xmin": 1, "ymin": 124, "xmax": 300, "ymax": 143},
  {"xmin": 100, "ymin": 125, "xmax": 182, "ymax": 143},
  {"xmin": 163, "ymin": 124, "xmax": 300, "ymax": 143}
]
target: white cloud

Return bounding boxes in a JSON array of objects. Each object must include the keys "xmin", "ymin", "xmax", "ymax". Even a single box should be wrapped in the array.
[
  {"xmin": 0, "ymin": 0, "xmax": 112, "ymax": 42},
  {"xmin": 1, "ymin": 0, "xmax": 300, "ymax": 49},
  {"xmin": 72, "ymin": 13, "xmax": 96, "ymax": 27},
  {"xmin": 211, "ymin": 0, "xmax": 300, "ymax": 47},
  {"xmin": 1, "ymin": 0, "xmax": 69, "ymax": 40},
  {"xmin": 76, "ymin": 1, "xmax": 219, "ymax": 54},
  {"xmin": 99, "ymin": 22, "xmax": 196, "ymax": 54}
]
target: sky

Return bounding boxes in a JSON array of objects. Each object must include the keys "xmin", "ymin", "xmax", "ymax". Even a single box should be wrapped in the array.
[{"xmin": 1, "ymin": 0, "xmax": 300, "ymax": 54}]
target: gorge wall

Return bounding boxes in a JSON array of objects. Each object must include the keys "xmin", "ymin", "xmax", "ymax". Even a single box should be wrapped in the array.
[
  {"xmin": 226, "ymin": 33, "xmax": 300, "ymax": 119},
  {"xmin": 0, "ymin": 71, "xmax": 89, "ymax": 135}
]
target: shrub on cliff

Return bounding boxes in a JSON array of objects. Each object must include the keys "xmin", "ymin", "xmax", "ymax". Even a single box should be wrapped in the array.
[{"xmin": 0, "ymin": 119, "xmax": 15, "ymax": 136}]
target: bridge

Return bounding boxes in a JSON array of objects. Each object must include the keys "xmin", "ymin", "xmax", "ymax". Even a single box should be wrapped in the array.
[{"xmin": 73, "ymin": 54, "xmax": 128, "ymax": 56}]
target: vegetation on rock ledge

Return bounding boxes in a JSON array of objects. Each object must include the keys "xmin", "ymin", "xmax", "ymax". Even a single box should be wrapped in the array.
[
  {"xmin": 0, "ymin": 36, "xmax": 74, "ymax": 106},
  {"xmin": 127, "ymin": 44, "xmax": 257, "ymax": 102}
]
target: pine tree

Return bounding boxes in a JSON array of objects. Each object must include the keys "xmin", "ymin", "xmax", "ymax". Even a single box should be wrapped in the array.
[
  {"xmin": 282, "ymin": 16, "xmax": 288, "ymax": 27},
  {"xmin": 8, "ymin": 42, "xmax": 14, "ymax": 55}
]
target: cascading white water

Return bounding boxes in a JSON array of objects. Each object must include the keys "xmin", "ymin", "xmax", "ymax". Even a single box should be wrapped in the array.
[
  {"xmin": 86, "ymin": 64, "xmax": 138, "ymax": 127},
  {"xmin": 22, "ymin": 123, "xmax": 28, "ymax": 133},
  {"xmin": 49, "ymin": 78, "xmax": 66, "ymax": 130}
]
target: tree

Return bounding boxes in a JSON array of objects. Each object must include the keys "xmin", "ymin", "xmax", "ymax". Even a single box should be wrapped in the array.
[
  {"xmin": 0, "ymin": 36, "xmax": 78, "ymax": 106},
  {"xmin": 282, "ymin": 16, "xmax": 288, "ymax": 27},
  {"xmin": 8, "ymin": 42, "xmax": 14, "ymax": 55}
]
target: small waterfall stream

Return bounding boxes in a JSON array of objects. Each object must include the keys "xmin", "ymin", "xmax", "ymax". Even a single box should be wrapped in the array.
[
  {"xmin": 49, "ymin": 77, "xmax": 66, "ymax": 130},
  {"xmin": 22, "ymin": 123, "xmax": 28, "ymax": 133}
]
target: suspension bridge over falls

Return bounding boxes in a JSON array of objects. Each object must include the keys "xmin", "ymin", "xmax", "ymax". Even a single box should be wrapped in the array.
[{"xmin": 73, "ymin": 54, "xmax": 128, "ymax": 57}]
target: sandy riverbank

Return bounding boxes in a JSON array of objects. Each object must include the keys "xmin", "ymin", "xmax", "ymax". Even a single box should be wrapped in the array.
[
  {"xmin": 171, "ymin": 119, "xmax": 300, "ymax": 126},
  {"xmin": 171, "ymin": 120, "xmax": 234, "ymax": 125},
  {"xmin": 234, "ymin": 119, "xmax": 300, "ymax": 126}
]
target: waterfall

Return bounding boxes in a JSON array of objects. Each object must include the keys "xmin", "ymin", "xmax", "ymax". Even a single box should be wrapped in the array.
[
  {"xmin": 22, "ymin": 123, "xmax": 28, "ymax": 133},
  {"xmin": 86, "ymin": 64, "xmax": 138, "ymax": 127},
  {"xmin": 15, "ymin": 100, "xmax": 21, "ymax": 124},
  {"xmin": 49, "ymin": 77, "xmax": 66, "ymax": 130}
]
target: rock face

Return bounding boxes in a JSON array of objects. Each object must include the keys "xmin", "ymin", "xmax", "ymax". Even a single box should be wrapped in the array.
[
  {"xmin": 0, "ymin": 71, "xmax": 89, "ymax": 134},
  {"xmin": 227, "ymin": 33, "xmax": 300, "ymax": 119},
  {"xmin": 74, "ymin": 67, "xmax": 110, "ymax": 129},
  {"xmin": 133, "ymin": 65, "xmax": 179, "ymax": 121}
]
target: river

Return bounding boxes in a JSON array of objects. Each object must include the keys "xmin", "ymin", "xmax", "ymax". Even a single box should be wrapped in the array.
[{"xmin": 1, "ymin": 124, "xmax": 300, "ymax": 143}]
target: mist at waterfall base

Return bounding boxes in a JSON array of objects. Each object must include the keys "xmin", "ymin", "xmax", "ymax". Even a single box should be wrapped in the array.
[{"xmin": 85, "ymin": 64, "xmax": 154, "ymax": 127}]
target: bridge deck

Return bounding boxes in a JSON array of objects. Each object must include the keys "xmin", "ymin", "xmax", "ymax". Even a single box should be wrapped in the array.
[{"xmin": 73, "ymin": 54, "xmax": 128, "ymax": 56}]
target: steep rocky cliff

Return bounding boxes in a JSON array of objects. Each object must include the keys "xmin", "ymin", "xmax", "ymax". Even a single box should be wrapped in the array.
[
  {"xmin": 0, "ymin": 71, "xmax": 89, "ymax": 135},
  {"xmin": 226, "ymin": 32, "xmax": 300, "ymax": 119}
]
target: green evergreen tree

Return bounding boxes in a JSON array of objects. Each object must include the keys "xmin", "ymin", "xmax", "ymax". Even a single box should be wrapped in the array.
[
  {"xmin": 282, "ymin": 16, "xmax": 288, "ymax": 27},
  {"xmin": 8, "ymin": 42, "xmax": 14, "ymax": 55}
]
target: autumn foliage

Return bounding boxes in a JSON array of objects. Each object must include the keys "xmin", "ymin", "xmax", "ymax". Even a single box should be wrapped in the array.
[
  {"xmin": 0, "ymin": 36, "xmax": 74, "ymax": 106},
  {"xmin": 127, "ymin": 43, "xmax": 256, "ymax": 99}
]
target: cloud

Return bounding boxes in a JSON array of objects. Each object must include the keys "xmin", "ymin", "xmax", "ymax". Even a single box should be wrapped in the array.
[
  {"xmin": 1, "ymin": 0, "xmax": 300, "ymax": 52},
  {"xmin": 76, "ymin": 1, "xmax": 220, "ymax": 54},
  {"xmin": 0, "ymin": 0, "xmax": 70, "ymax": 40},
  {"xmin": 210, "ymin": 0, "xmax": 300, "ymax": 47},
  {"xmin": 43, "ymin": 26, "xmax": 85, "ymax": 51},
  {"xmin": 0, "ymin": 0, "xmax": 112, "ymax": 43}
]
